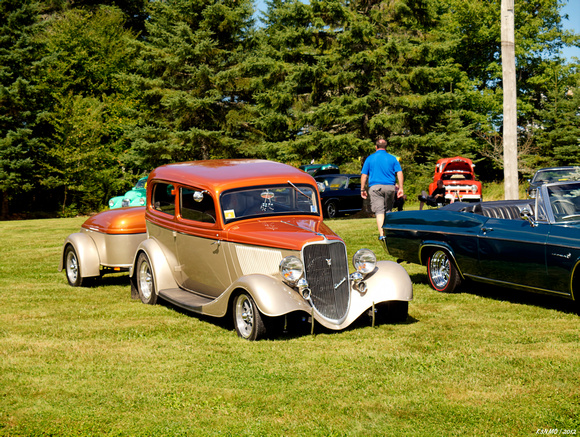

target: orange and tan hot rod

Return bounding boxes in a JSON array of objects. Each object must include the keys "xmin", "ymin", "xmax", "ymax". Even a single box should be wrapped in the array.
[{"xmin": 60, "ymin": 160, "xmax": 412, "ymax": 340}]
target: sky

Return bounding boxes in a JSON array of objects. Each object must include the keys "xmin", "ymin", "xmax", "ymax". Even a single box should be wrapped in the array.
[
  {"xmin": 254, "ymin": 0, "xmax": 580, "ymax": 61},
  {"xmin": 561, "ymin": 1, "xmax": 580, "ymax": 60}
]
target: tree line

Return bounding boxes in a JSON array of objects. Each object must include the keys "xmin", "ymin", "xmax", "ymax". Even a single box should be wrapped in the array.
[{"xmin": 1, "ymin": 0, "xmax": 579, "ymax": 218}]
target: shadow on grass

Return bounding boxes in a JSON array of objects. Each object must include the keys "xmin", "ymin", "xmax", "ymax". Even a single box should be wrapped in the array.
[
  {"xmin": 95, "ymin": 274, "xmax": 132, "ymax": 287},
  {"xmin": 157, "ymin": 296, "xmax": 418, "ymax": 341},
  {"xmin": 93, "ymin": 275, "xmax": 418, "ymax": 340},
  {"xmin": 464, "ymin": 281, "xmax": 578, "ymax": 315},
  {"xmin": 409, "ymin": 269, "xmax": 578, "ymax": 315}
]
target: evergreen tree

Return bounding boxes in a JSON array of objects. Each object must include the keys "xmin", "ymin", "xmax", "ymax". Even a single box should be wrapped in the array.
[
  {"xmin": 37, "ymin": 6, "xmax": 138, "ymax": 214},
  {"xmin": 533, "ymin": 65, "xmax": 580, "ymax": 169},
  {"xmin": 441, "ymin": 0, "xmax": 580, "ymax": 176},
  {"xmin": 0, "ymin": 0, "xmax": 44, "ymax": 218},
  {"xmin": 121, "ymin": 0, "xmax": 257, "ymax": 171},
  {"xmin": 257, "ymin": 0, "xmax": 478, "ymax": 188}
]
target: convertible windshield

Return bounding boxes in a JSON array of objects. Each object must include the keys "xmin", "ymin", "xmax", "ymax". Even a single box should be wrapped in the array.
[
  {"xmin": 534, "ymin": 168, "xmax": 580, "ymax": 184},
  {"xmin": 548, "ymin": 182, "xmax": 580, "ymax": 222},
  {"xmin": 221, "ymin": 184, "xmax": 319, "ymax": 222}
]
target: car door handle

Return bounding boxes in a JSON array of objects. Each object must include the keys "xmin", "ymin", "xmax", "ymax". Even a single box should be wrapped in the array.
[{"xmin": 482, "ymin": 227, "xmax": 493, "ymax": 233}]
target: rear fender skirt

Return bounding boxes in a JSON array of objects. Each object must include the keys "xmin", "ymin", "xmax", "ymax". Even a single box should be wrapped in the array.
[
  {"xmin": 59, "ymin": 232, "xmax": 100, "ymax": 278},
  {"xmin": 418, "ymin": 241, "xmax": 465, "ymax": 280}
]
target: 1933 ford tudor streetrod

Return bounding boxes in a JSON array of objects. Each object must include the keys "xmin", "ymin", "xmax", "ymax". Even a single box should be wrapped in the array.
[{"xmin": 60, "ymin": 160, "xmax": 413, "ymax": 340}]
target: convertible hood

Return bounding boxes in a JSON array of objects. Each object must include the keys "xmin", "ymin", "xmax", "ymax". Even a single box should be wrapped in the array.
[{"xmin": 225, "ymin": 218, "xmax": 341, "ymax": 250}]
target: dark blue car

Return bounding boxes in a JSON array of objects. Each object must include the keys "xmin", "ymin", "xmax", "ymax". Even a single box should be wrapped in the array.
[
  {"xmin": 315, "ymin": 174, "xmax": 362, "ymax": 218},
  {"xmin": 383, "ymin": 180, "xmax": 580, "ymax": 309}
]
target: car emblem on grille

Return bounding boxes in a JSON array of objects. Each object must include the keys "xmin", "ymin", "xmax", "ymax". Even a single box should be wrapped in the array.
[
  {"xmin": 326, "ymin": 258, "xmax": 332, "ymax": 266},
  {"xmin": 334, "ymin": 277, "xmax": 346, "ymax": 289}
]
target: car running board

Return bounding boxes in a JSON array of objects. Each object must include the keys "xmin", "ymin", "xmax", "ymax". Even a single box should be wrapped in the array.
[{"xmin": 158, "ymin": 288, "xmax": 215, "ymax": 312}]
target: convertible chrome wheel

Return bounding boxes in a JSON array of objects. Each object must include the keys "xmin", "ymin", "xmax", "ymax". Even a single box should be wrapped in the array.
[
  {"xmin": 427, "ymin": 250, "xmax": 460, "ymax": 293},
  {"xmin": 233, "ymin": 293, "xmax": 266, "ymax": 341},
  {"xmin": 137, "ymin": 253, "xmax": 157, "ymax": 305},
  {"xmin": 65, "ymin": 245, "xmax": 83, "ymax": 287}
]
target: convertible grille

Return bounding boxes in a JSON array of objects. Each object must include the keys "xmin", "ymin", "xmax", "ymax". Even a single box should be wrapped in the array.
[{"xmin": 303, "ymin": 241, "xmax": 350, "ymax": 321}]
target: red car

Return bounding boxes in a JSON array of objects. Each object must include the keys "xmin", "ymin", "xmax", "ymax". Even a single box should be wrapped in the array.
[{"xmin": 429, "ymin": 156, "xmax": 482, "ymax": 203}]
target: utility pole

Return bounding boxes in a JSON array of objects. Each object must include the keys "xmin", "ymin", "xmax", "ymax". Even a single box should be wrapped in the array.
[{"xmin": 501, "ymin": 0, "xmax": 519, "ymax": 199}]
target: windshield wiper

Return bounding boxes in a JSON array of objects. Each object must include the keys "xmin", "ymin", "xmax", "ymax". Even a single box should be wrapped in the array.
[{"xmin": 287, "ymin": 180, "xmax": 312, "ymax": 199}]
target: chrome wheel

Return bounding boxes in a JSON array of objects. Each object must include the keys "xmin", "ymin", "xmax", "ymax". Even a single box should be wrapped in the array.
[
  {"xmin": 429, "ymin": 250, "xmax": 450, "ymax": 289},
  {"xmin": 64, "ymin": 245, "xmax": 83, "ymax": 287},
  {"xmin": 137, "ymin": 253, "xmax": 157, "ymax": 305},
  {"xmin": 427, "ymin": 249, "xmax": 460, "ymax": 293},
  {"xmin": 233, "ymin": 293, "xmax": 266, "ymax": 341},
  {"xmin": 66, "ymin": 250, "xmax": 79, "ymax": 284}
]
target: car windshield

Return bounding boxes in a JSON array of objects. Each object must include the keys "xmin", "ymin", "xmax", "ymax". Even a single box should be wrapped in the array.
[
  {"xmin": 317, "ymin": 176, "xmax": 348, "ymax": 191},
  {"xmin": 547, "ymin": 182, "xmax": 580, "ymax": 222},
  {"xmin": 221, "ymin": 184, "xmax": 319, "ymax": 223},
  {"xmin": 534, "ymin": 168, "xmax": 580, "ymax": 183},
  {"xmin": 135, "ymin": 178, "xmax": 147, "ymax": 189}
]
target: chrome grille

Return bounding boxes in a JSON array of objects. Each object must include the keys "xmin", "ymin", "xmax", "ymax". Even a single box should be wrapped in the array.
[{"xmin": 303, "ymin": 241, "xmax": 350, "ymax": 321}]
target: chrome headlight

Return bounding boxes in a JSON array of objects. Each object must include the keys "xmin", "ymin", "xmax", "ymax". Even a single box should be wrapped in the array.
[
  {"xmin": 353, "ymin": 248, "xmax": 376, "ymax": 274},
  {"xmin": 279, "ymin": 256, "xmax": 304, "ymax": 285},
  {"xmin": 471, "ymin": 185, "xmax": 478, "ymax": 193},
  {"xmin": 139, "ymin": 197, "xmax": 146, "ymax": 206},
  {"xmin": 108, "ymin": 199, "xmax": 115, "ymax": 208}
]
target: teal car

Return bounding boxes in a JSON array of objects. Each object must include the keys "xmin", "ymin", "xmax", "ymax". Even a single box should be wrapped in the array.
[
  {"xmin": 299, "ymin": 163, "xmax": 339, "ymax": 176},
  {"xmin": 108, "ymin": 176, "xmax": 148, "ymax": 209},
  {"xmin": 383, "ymin": 180, "xmax": 580, "ymax": 308}
]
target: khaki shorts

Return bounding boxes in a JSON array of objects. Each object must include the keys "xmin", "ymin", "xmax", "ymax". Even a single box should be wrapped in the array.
[{"xmin": 369, "ymin": 185, "xmax": 396, "ymax": 214}]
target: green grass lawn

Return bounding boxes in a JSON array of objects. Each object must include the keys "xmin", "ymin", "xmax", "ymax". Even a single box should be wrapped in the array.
[{"xmin": 1, "ymin": 216, "xmax": 579, "ymax": 436}]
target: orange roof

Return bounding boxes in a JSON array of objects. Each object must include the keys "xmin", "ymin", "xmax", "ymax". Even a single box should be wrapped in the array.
[{"xmin": 148, "ymin": 160, "xmax": 316, "ymax": 194}]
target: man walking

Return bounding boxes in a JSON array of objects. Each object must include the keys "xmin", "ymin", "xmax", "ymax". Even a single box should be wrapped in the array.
[{"xmin": 360, "ymin": 139, "xmax": 404, "ymax": 240}]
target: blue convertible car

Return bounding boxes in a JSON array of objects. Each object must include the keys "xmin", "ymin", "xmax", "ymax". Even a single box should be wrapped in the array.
[{"xmin": 382, "ymin": 180, "xmax": 580, "ymax": 306}]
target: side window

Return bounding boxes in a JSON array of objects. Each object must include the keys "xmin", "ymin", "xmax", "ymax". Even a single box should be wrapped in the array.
[
  {"xmin": 180, "ymin": 188, "xmax": 216, "ymax": 224},
  {"xmin": 152, "ymin": 183, "xmax": 175, "ymax": 215}
]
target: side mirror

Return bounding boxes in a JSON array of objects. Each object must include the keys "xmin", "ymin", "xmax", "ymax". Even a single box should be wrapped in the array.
[
  {"xmin": 520, "ymin": 207, "xmax": 537, "ymax": 227},
  {"xmin": 193, "ymin": 190, "xmax": 208, "ymax": 202}
]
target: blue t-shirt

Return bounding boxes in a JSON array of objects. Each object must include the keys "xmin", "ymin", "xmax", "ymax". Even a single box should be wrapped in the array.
[{"xmin": 361, "ymin": 150, "xmax": 402, "ymax": 186}]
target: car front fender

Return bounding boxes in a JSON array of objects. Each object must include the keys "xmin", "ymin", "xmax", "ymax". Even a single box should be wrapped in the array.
[
  {"xmin": 362, "ymin": 260, "xmax": 413, "ymax": 302},
  {"xmin": 229, "ymin": 274, "xmax": 312, "ymax": 317},
  {"xmin": 323, "ymin": 260, "xmax": 413, "ymax": 330},
  {"xmin": 59, "ymin": 232, "xmax": 101, "ymax": 278}
]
